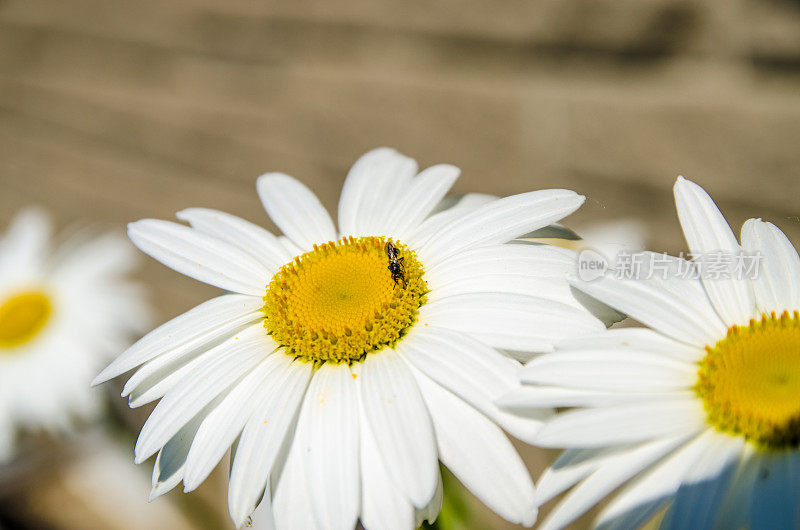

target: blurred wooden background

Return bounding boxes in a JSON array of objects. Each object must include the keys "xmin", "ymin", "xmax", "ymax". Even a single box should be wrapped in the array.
[{"xmin": 1, "ymin": 0, "xmax": 800, "ymax": 528}]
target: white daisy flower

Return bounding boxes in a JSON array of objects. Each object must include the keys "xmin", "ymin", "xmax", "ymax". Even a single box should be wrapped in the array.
[
  {"xmin": 502, "ymin": 176, "xmax": 800, "ymax": 529},
  {"xmin": 93, "ymin": 147, "xmax": 607, "ymax": 529},
  {"xmin": 0, "ymin": 208, "xmax": 149, "ymax": 461}
]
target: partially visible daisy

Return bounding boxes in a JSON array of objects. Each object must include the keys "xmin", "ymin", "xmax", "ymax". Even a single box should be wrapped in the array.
[
  {"xmin": 0, "ymin": 208, "xmax": 149, "ymax": 461},
  {"xmin": 93, "ymin": 147, "xmax": 607, "ymax": 529},
  {"xmin": 502, "ymin": 176, "xmax": 800, "ymax": 529}
]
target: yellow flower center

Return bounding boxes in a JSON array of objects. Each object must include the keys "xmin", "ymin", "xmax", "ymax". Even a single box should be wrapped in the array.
[
  {"xmin": 0, "ymin": 291, "xmax": 53, "ymax": 351},
  {"xmin": 695, "ymin": 310, "xmax": 800, "ymax": 451},
  {"xmin": 262, "ymin": 236, "xmax": 426, "ymax": 363}
]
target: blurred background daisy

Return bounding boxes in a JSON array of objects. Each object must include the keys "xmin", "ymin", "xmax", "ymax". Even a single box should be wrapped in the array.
[
  {"xmin": 0, "ymin": 208, "xmax": 184, "ymax": 528},
  {"xmin": 0, "ymin": 207, "xmax": 150, "ymax": 456},
  {"xmin": 1, "ymin": 0, "xmax": 800, "ymax": 528}
]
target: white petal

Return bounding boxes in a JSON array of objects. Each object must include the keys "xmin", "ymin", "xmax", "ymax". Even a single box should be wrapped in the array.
[
  {"xmin": 228, "ymin": 357, "xmax": 312, "ymax": 528},
  {"xmin": 354, "ymin": 154, "xmax": 418, "ymax": 236},
  {"xmin": 94, "ymin": 294, "xmax": 264, "ymax": 385},
  {"xmin": 539, "ymin": 435, "xmax": 689, "ymax": 530},
  {"xmin": 358, "ymin": 350, "xmax": 438, "ymax": 507},
  {"xmin": 535, "ymin": 397, "xmax": 706, "ymax": 448},
  {"xmin": 414, "ymin": 370, "xmax": 537, "ymax": 526},
  {"xmin": 424, "ymin": 244, "xmax": 579, "ymax": 305},
  {"xmin": 661, "ymin": 434, "xmax": 743, "ymax": 530},
  {"xmin": 535, "ymin": 447, "xmax": 632, "ymax": 506},
  {"xmin": 176, "ymin": 208, "xmax": 293, "ymax": 271},
  {"xmin": 638, "ymin": 252, "xmax": 729, "ymax": 329},
  {"xmin": 257, "ymin": 173, "xmax": 336, "ymax": 252},
  {"xmin": 407, "ymin": 193, "xmax": 496, "ymax": 248},
  {"xmin": 248, "ymin": 498, "xmax": 276, "ymax": 530},
  {"xmin": 427, "ymin": 275, "xmax": 578, "ymax": 306},
  {"xmin": 571, "ymin": 273, "xmax": 726, "ymax": 347},
  {"xmin": 570, "ymin": 287, "xmax": 627, "ymax": 327},
  {"xmin": 521, "ymin": 350, "xmax": 696, "ymax": 392},
  {"xmin": 594, "ymin": 430, "xmax": 713, "ymax": 530},
  {"xmin": 149, "ymin": 399, "xmax": 217, "ymax": 500},
  {"xmin": 749, "ymin": 450, "xmax": 800, "ymax": 530},
  {"xmin": 674, "ymin": 176, "xmax": 756, "ymax": 325},
  {"xmin": 122, "ymin": 315, "xmax": 275, "ymax": 405},
  {"xmin": 51, "ymin": 232, "xmax": 137, "ymax": 285},
  {"xmin": 714, "ymin": 447, "xmax": 759, "ymax": 530},
  {"xmin": 0, "ymin": 207, "xmax": 50, "ymax": 279},
  {"xmin": 271, "ymin": 423, "xmax": 318, "ymax": 530},
  {"xmin": 520, "ymin": 223, "xmax": 581, "ymax": 241},
  {"xmin": 415, "ymin": 473, "xmax": 443, "ymax": 527},
  {"xmin": 420, "ymin": 293, "xmax": 605, "ymax": 352},
  {"xmin": 134, "ymin": 325, "xmax": 271, "ymax": 463},
  {"xmin": 556, "ymin": 328, "xmax": 704, "ymax": 364},
  {"xmin": 397, "ymin": 326, "xmax": 546, "ymax": 443},
  {"xmin": 387, "ymin": 164, "xmax": 460, "ymax": 241},
  {"xmin": 499, "ymin": 385, "xmax": 674, "ymax": 411},
  {"xmin": 302, "ymin": 363, "xmax": 360, "ymax": 530},
  {"xmin": 182, "ymin": 353, "xmax": 293, "ymax": 492},
  {"xmin": 337, "ymin": 148, "xmax": 418, "ymax": 237},
  {"xmin": 425, "ymin": 244, "xmax": 574, "ymax": 288},
  {"xmin": 128, "ymin": 219, "xmax": 268, "ymax": 295},
  {"xmin": 278, "ymin": 236, "xmax": 303, "ymax": 258},
  {"xmin": 416, "ymin": 190, "xmax": 584, "ymax": 265},
  {"xmin": 359, "ymin": 407, "xmax": 415, "ymax": 530},
  {"xmin": 741, "ymin": 218, "xmax": 800, "ymax": 315},
  {"xmin": 126, "ymin": 346, "xmax": 213, "ymax": 408}
]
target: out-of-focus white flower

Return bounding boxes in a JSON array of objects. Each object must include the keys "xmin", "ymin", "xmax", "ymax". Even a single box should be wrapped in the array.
[
  {"xmin": 94, "ymin": 148, "xmax": 607, "ymax": 529},
  {"xmin": 0, "ymin": 208, "xmax": 150, "ymax": 461},
  {"xmin": 503, "ymin": 177, "xmax": 800, "ymax": 529},
  {"xmin": 525, "ymin": 218, "xmax": 648, "ymax": 259}
]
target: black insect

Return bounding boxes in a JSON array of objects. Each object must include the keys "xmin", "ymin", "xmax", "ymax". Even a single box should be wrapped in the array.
[{"xmin": 386, "ymin": 242, "xmax": 407, "ymax": 288}]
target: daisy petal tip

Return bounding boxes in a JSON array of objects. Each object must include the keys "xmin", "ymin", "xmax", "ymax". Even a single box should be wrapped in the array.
[
  {"xmin": 522, "ymin": 506, "xmax": 538, "ymax": 528},
  {"xmin": 233, "ymin": 514, "xmax": 252, "ymax": 530},
  {"xmin": 531, "ymin": 426, "xmax": 558, "ymax": 448},
  {"xmin": 673, "ymin": 175, "xmax": 704, "ymax": 194},
  {"xmin": 148, "ymin": 488, "xmax": 162, "ymax": 503},
  {"xmin": 256, "ymin": 171, "xmax": 293, "ymax": 186},
  {"xmin": 365, "ymin": 145, "xmax": 397, "ymax": 156},
  {"xmin": 89, "ymin": 372, "xmax": 109, "ymax": 387},
  {"xmin": 133, "ymin": 446, "xmax": 152, "ymax": 465},
  {"xmin": 174, "ymin": 208, "xmax": 195, "ymax": 222},
  {"xmin": 126, "ymin": 220, "xmax": 142, "ymax": 235}
]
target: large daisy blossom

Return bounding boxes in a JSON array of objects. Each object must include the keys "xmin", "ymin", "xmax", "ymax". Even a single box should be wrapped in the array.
[
  {"xmin": 93, "ymin": 147, "xmax": 607, "ymax": 529},
  {"xmin": 0, "ymin": 208, "xmax": 149, "ymax": 461},
  {"xmin": 502, "ymin": 176, "xmax": 800, "ymax": 529}
]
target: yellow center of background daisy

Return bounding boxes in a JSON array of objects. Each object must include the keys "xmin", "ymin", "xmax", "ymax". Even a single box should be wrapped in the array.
[
  {"xmin": 695, "ymin": 310, "xmax": 800, "ymax": 450},
  {"xmin": 0, "ymin": 291, "xmax": 52, "ymax": 350},
  {"xmin": 262, "ymin": 236, "xmax": 426, "ymax": 363}
]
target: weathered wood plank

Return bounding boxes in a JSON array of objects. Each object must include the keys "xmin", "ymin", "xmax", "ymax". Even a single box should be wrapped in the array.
[{"xmin": 0, "ymin": 0, "xmax": 709, "ymax": 54}]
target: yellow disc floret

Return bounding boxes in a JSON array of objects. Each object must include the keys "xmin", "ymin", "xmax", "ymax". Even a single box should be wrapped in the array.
[
  {"xmin": 695, "ymin": 310, "xmax": 800, "ymax": 450},
  {"xmin": 0, "ymin": 291, "xmax": 53, "ymax": 351},
  {"xmin": 263, "ymin": 236, "xmax": 426, "ymax": 363}
]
